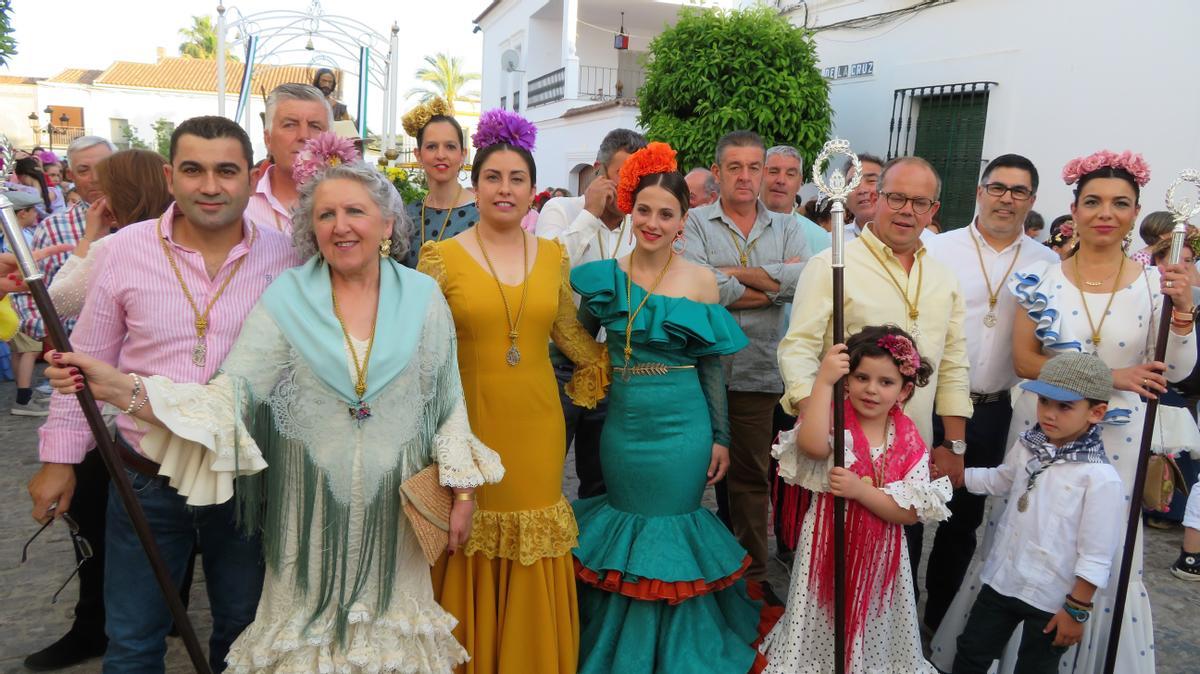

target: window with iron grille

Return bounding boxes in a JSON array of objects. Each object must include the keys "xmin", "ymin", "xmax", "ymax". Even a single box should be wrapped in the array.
[{"xmin": 888, "ymin": 82, "xmax": 996, "ymax": 231}]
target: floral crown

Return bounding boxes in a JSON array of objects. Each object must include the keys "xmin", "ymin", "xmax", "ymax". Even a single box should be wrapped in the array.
[
  {"xmin": 401, "ymin": 97, "xmax": 452, "ymax": 139},
  {"xmin": 1062, "ymin": 150, "xmax": 1151, "ymax": 187},
  {"xmin": 876, "ymin": 334, "xmax": 922, "ymax": 378},
  {"xmin": 616, "ymin": 142, "xmax": 678, "ymax": 214},
  {"xmin": 471, "ymin": 109, "xmax": 537, "ymax": 153},
  {"xmin": 292, "ymin": 131, "xmax": 361, "ymax": 186}
]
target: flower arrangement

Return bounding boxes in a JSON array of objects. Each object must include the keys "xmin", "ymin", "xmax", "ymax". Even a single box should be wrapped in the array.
[
  {"xmin": 401, "ymin": 97, "xmax": 452, "ymax": 139},
  {"xmin": 292, "ymin": 132, "xmax": 360, "ymax": 186},
  {"xmin": 385, "ymin": 166, "xmax": 428, "ymax": 206},
  {"xmin": 876, "ymin": 334, "xmax": 921, "ymax": 378},
  {"xmin": 1062, "ymin": 150, "xmax": 1151, "ymax": 187},
  {"xmin": 616, "ymin": 141, "xmax": 678, "ymax": 214},
  {"xmin": 471, "ymin": 109, "xmax": 537, "ymax": 152}
]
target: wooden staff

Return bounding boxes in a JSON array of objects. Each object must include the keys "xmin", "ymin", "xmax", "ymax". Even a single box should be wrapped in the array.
[
  {"xmin": 1102, "ymin": 170, "xmax": 1200, "ymax": 674},
  {"xmin": 0, "ymin": 194, "xmax": 214, "ymax": 674},
  {"xmin": 813, "ymin": 140, "xmax": 862, "ymax": 674}
]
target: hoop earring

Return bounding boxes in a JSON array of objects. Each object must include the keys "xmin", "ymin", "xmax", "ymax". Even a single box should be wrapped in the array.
[
  {"xmin": 379, "ymin": 239, "xmax": 391, "ymax": 258},
  {"xmin": 671, "ymin": 232, "xmax": 686, "ymax": 256}
]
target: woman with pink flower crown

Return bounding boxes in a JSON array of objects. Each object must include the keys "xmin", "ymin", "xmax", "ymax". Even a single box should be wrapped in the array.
[{"xmin": 930, "ymin": 150, "xmax": 1197, "ymax": 674}]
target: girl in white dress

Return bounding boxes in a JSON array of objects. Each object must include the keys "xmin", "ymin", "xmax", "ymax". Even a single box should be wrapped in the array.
[
  {"xmin": 758, "ymin": 325, "xmax": 952, "ymax": 674},
  {"xmin": 931, "ymin": 151, "xmax": 1197, "ymax": 674}
]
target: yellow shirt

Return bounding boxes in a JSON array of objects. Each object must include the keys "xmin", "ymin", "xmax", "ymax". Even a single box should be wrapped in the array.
[{"xmin": 778, "ymin": 226, "xmax": 973, "ymax": 445}]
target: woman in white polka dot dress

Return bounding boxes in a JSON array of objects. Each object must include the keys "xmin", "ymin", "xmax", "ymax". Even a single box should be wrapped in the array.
[{"xmin": 931, "ymin": 151, "xmax": 1196, "ymax": 674}]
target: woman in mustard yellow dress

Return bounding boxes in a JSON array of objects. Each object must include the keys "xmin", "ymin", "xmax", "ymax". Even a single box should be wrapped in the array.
[{"xmin": 418, "ymin": 110, "xmax": 608, "ymax": 674}]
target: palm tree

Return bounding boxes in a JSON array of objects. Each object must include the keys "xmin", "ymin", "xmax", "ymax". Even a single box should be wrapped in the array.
[
  {"xmin": 406, "ymin": 53, "xmax": 480, "ymax": 115},
  {"xmin": 178, "ymin": 15, "xmax": 238, "ymax": 61}
]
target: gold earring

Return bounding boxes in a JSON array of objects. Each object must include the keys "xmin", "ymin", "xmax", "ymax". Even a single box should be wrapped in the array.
[{"xmin": 379, "ymin": 239, "xmax": 391, "ymax": 257}]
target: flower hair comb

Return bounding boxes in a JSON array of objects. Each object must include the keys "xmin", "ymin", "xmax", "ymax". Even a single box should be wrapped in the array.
[
  {"xmin": 470, "ymin": 109, "xmax": 537, "ymax": 153},
  {"xmin": 1062, "ymin": 150, "xmax": 1151, "ymax": 187},
  {"xmin": 616, "ymin": 142, "xmax": 678, "ymax": 214},
  {"xmin": 292, "ymin": 132, "xmax": 360, "ymax": 186},
  {"xmin": 876, "ymin": 334, "xmax": 921, "ymax": 377}
]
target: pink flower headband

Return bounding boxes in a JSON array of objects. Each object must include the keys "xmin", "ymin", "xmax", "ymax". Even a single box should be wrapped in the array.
[
  {"xmin": 1062, "ymin": 150, "xmax": 1150, "ymax": 187},
  {"xmin": 471, "ymin": 109, "xmax": 537, "ymax": 153},
  {"xmin": 877, "ymin": 334, "xmax": 921, "ymax": 378},
  {"xmin": 292, "ymin": 132, "xmax": 360, "ymax": 186}
]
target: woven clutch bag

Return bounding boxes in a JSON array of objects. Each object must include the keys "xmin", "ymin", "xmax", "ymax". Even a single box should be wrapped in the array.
[{"xmin": 400, "ymin": 464, "xmax": 451, "ymax": 565}]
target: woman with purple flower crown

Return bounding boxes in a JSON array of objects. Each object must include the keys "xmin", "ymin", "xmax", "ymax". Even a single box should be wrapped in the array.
[
  {"xmin": 931, "ymin": 150, "xmax": 1197, "ymax": 673},
  {"xmin": 41, "ymin": 135, "xmax": 506, "ymax": 672},
  {"xmin": 417, "ymin": 110, "xmax": 609, "ymax": 674}
]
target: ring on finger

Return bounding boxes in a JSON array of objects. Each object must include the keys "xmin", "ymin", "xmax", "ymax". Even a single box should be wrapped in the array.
[{"xmin": 1166, "ymin": 280, "xmax": 1175, "ymax": 288}]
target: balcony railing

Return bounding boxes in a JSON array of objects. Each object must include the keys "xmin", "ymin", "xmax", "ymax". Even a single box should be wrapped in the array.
[
  {"xmin": 528, "ymin": 67, "xmax": 565, "ymax": 107},
  {"xmin": 579, "ymin": 66, "xmax": 645, "ymax": 102},
  {"xmin": 525, "ymin": 65, "xmax": 647, "ymax": 108}
]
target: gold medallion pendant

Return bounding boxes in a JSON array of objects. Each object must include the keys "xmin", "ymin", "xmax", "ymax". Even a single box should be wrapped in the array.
[
  {"xmin": 983, "ymin": 311, "xmax": 998, "ymax": 328},
  {"xmin": 506, "ymin": 343, "xmax": 521, "ymax": 367}
]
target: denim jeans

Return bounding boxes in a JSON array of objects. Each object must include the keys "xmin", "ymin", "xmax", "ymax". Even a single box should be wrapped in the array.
[{"xmin": 103, "ymin": 468, "xmax": 264, "ymax": 673}]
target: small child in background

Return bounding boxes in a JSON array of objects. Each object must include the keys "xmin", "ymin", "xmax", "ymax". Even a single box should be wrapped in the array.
[{"xmin": 951, "ymin": 352, "xmax": 1124, "ymax": 674}]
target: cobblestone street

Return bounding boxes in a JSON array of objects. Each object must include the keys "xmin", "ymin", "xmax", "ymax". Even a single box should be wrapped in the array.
[{"xmin": 1, "ymin": 379, "xmax": 1197, "ymax": 672}]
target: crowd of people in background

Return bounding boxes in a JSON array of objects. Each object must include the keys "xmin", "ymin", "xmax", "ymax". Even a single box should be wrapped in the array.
[{"xmin": 0, "ymin": 82, "xmax": 1198, "ymax": 674}]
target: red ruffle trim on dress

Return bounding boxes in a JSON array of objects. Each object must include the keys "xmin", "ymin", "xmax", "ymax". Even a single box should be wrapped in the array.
[
  {"xmin": 573, "ymin": 554, "xmax": 753, "ymax": 606},
  {"xmin": 747, "ymin": 580, "xmax": 785, "ymax": 674}
]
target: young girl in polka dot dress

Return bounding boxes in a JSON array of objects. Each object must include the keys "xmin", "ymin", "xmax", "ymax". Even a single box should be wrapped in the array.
[{"xmin": 758, "ymin": 325, "xmax": 952, "ymax": 673}]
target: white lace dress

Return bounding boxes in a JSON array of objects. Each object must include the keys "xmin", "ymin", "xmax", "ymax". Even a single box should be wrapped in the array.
[
  {"xmin": 48, "ymin": 235, "xmax": 109, "ymax": 319},
  {"xmin": 138, "ymin": 294, "xmax": 505, "ymax": 673},
  {"xmin": 758, "ymin": 428, "xmax": 952, "ymax": 674},
  {"xmin": 929, "ymin": 261, "xmax": 1196, "ymax": 674}
]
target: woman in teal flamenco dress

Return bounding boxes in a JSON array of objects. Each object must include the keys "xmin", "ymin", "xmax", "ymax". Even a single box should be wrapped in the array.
[{"xmin": 569, "ymin": 143, "xmax": 778, "ymax": 674}]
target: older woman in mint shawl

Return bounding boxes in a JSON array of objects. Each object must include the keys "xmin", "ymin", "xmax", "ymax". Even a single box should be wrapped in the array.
[{"xmin": 44, "ymin": 161, "xmax": 505, "ymax": 673}]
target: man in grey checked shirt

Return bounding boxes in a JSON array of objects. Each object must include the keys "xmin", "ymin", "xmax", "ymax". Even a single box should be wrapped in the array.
[{"xmin": 683, "ymin": 130, "xmax": 810, "ymax": 598}]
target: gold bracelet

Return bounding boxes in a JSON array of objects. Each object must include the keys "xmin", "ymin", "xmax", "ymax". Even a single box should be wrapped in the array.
[{"xmin": 453, "ymin": 491, "xmax": 476, "ymax": 502}]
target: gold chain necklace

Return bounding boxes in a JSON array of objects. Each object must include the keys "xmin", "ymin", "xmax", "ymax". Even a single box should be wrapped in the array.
[
  {"xmin": 421, "ymin": 184, "xmax": 463, "ymax": 246},
  {"xmin": 623, "ymin": 248, "xmax": 674, "ymax": 380},
  {"xmin": 331, "ymin": 285, "xmax": 377, "ymax": 419},
  {"xmin": 475, "ymin": 227, "xmax": 530, "ymax": 366},
  {"xmin": 596, "ymin": 216, "xmax": 630, "ymax": 260},
  {"xmin": 726, "ymin": 227, "xmax": 762, "ymax": 267},
  {"xmin": 862, "ymin": 237, "xmax": 924, "ymax": 336},
  {"xmin": 970, "ymin": 229, "xmax": 1022, "ymax": 329},
  {"xmin": 156, "ymin": 215, "xmax": 251, "ymax": 367},
  {"xmin": 1074, "ymin": 252, "xmax": 1125, "ymax": 347}
]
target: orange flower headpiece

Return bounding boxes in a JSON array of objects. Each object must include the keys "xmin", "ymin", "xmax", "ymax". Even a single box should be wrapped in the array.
[{"xmin": 617, "ymin": 142, "xmax": 678, "ymax": 214}]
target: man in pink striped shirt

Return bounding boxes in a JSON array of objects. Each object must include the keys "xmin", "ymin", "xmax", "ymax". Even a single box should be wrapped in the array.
[
  {"xmin": 244, "ymin": 83, "xmax": 333, "ymax": 235},
  {"xmin": 27, "ymin": 116, "xmax": 300, "ymax": 672}
]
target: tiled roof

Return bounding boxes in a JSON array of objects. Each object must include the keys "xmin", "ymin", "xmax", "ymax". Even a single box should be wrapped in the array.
[
  {"xmin": 0, "ymin": 75, "xmax": 43, "ymax": 85},
  {"xmin": 47, "ymin": 69, "xmax": 103, "ymax": 85},
  {"xmin": 93, "ymin": 57, "xmax": 334, "ymax": 95}
]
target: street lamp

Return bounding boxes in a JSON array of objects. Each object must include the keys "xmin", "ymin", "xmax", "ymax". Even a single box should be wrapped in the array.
[
  {"xmin": 58, "ymin": 113, "xmax": 69, "ymax": 147},
  {"xmin": 27, "ymin": 112, "xmax": 39, "ymax": 147},
  {"xmin": 42, "ymin": 106, "xmax": 55, "ymax": 152}
]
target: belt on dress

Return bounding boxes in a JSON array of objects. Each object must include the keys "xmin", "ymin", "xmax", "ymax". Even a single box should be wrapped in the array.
[
  {"xmin": 612, "ymin": 362, "xmax": 696, "ymax": 377},
  {"xmin": 970, "ymin": 390, "xmax": 1010, "ymax": 406}
]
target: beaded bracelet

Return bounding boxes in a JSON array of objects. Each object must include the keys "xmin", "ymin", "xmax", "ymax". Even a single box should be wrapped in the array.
[
  {"xmin": 1065, "ymin": 593, "xmax": 1094, "ymax": 610},
  {"xmin": 123, "ymin": 373, "xmax": 150, "ymax": 415}
]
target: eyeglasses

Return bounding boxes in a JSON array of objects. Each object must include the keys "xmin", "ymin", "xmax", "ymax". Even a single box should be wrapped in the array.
[
  {"xmin": 22, "ymin": 512, "xmax": 93, "ymax": 604},
  {"xmin": 982, "ymin": 182, "xmax": 1034, "ymax": 201},
  {"xmin": 880, "ymin": 191, "xmax": 936, "ymax": 215}
]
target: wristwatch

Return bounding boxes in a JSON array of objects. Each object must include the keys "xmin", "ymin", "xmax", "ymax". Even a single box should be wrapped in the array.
[
  {"xmin": 942, "ymin": 439, "xmax": 967, "ymax": 456},
  {"xmin": 1063, "ymin": 603, "xmax": 1091, "ymax": 623}
]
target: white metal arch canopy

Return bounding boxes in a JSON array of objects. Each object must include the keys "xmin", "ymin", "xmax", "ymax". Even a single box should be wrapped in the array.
[{"xmin": 215, "ymin": 1, "xmax": 402, "ymax": 152}]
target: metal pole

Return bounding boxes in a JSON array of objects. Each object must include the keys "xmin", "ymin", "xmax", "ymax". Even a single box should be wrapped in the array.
[
  {"xmin": 1102, "ymin": 170, "xmax": 1200, "ymax": 674},
  {"xmin": 0, "ymin": 194, "xmax": 214, "ymax": 674},
  {"xmin": 813, "ymin": 140, "xmax": 862, "ymax": 674},
  {"xmin": 217, "ymin": 3, "xmax": 227, "ymax": 117},
  {"xmin": 385, "ymin": 23, "xmax": 400, "ymax": 154}
]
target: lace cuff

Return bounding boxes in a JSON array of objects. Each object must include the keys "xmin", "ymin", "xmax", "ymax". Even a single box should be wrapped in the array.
[
  {"xmin": 139, "ymin": 374, "xmax": 267, "ymax": 506},
  {"xmin": 771, "ymin": 427, "xmax": 857, "ymax": 493},
  {"xmin": 464, "ymin": 496, "xmax": 579, "ymax": 565},
  {"xmin": 416, "ymin": 241, "xmax": 448, "ymax": 291},
  {"xmin": 434, "ymin": 401, "xmax": 505, "ymax": 488},
  {"xmin": 882, "ymin": 476, "xmax": 953, "ymax": 523},
  {"xmin": 564, "ymin": 360, "xmax": 610, "ymax": 409}
]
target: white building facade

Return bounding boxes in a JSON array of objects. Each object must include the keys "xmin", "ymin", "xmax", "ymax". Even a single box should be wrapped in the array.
[{"xmin": 795, "ymin": 0, "xmax": 1199, "ymax": 227}]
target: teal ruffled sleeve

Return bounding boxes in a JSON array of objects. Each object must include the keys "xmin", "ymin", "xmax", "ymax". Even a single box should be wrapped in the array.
[{"xmin": 571, "ymin": 259, "xmax": 748, "ymax": 359}]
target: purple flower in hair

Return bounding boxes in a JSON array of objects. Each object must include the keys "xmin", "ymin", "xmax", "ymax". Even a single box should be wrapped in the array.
[{"xmin": 471, "ymin": 109, "xmax": 537, "ymax": 153}]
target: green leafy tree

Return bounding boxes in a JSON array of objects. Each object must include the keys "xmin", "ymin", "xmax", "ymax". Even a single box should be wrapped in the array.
[
  {"xmin": 178, "ymin": 15, "xmax": 238, "ymax": 61},
  {"xmin": 0, "ymin": 1, "xmax": 17, "ymax": 67},
  {"xmin": 122, "ymin": 125, "xmax": 149, "ymax": 151},
  {"xmin": 152, "ymin": 119, "xmax": 174, "ymax": 158},
  {"xmin": 637, "ymin": 6, "xmax": 831, "ymax": 171},
  {"xmin": 406, "ymin": 53, "xmax": 480, "ymax": 115}
]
